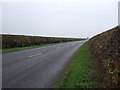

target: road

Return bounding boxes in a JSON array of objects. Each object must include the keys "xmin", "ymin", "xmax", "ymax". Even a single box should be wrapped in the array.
[{"xmin": 2, "ymin": 40, "xmax": 86, "ymax": 88}]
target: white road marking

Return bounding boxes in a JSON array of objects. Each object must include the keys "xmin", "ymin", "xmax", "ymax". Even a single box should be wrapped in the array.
[
  {"xmin": 56, "ymin": 47, "xmax": 61, "ymax": 49},
  {"xmin": 28, "ymin": 53, "xmax": 42, "ymax": 58}
]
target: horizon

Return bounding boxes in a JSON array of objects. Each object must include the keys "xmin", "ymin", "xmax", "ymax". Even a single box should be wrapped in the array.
[
  {"xmin": 1, "ymin": 33, "xmax": 87, "ymax": 39},
  {"xmin": 0, "ymin": 0, "xmax": 119, "ymax": 38},
  {"xmin": 1, "ymin": 25, "xmax": 118, "ymax": 39}
]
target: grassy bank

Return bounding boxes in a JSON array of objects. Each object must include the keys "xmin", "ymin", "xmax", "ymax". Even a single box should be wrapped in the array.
[
  {"xmin": 1, "ymin": 43, "xmax": 53, "ymax": 53},
  {"xmin": 55, "ymin": 42, "xmax": 97, "ymax": 88},
  {"xmin": 55, "ymin": 26, "xmax": 119, "ymax": 88}
]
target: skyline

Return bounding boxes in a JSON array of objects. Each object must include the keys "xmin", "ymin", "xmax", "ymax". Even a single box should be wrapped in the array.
[{"xmin": 1, "ymin": 0, "xmax": 119, "ymax": 38}]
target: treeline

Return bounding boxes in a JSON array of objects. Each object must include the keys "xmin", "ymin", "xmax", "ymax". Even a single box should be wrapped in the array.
[
  {"xmin": 89, "ymin": 26, "xmax": 120, "ymax": 88},
  {"xmin": 1, "ymin": 34, "xmax": 85, "ymax": 49}
]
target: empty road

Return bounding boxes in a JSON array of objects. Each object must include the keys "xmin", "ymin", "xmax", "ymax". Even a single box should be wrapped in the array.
[{"xmin": 2, "ymin": 40, "xmax": 86, "ymax": 88}]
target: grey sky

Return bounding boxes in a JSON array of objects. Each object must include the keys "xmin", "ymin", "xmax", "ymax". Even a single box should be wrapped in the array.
[
  {"xmin": 118, "ymin": 1, "xmax": 120, "ymax": 25},
  {"xmin": 1, "ymin": 0, "xmax": 118, "ymax": 38}
]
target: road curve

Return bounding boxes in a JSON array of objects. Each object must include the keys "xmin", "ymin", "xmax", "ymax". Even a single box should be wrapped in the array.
[{"xmin": 2, "ymin": 40, "xmax": 86, "ymax": 88}]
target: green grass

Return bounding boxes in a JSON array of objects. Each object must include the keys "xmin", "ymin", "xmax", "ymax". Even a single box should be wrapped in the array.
[
  {"xmin": 55, "ymin": 41, "xmax": 96, "ymax": 88},
  {"xmin": 1, "ymin": 41, "xmax": 72, "ymax": 53}
]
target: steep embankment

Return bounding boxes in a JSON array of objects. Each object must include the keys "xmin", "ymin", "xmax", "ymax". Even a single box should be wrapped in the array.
[
  {"xmin": 55, "ymin": 26, "xmax": 119, "ymax": 88},
  {"xmin": 89, "ymin": 26, "xmax": 120, "ymax": 88}
]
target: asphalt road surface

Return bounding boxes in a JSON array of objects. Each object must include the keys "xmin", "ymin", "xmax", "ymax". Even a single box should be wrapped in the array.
[{"xmin": 2, "ymin": 40, "xmax": 86, "ymax": 88}]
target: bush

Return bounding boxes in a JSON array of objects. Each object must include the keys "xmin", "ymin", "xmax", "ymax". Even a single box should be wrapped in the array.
[
  {"xmin": 89, "ymin": 26, "xmax": 120, "ymax": 88},
  {"xmin": 2, "ymin": 34, "xmax": 85, "ymax": 49}
]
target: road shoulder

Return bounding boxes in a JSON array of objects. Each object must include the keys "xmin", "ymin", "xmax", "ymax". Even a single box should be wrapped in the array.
[{"xmin": 55, "ymin": 41, "xmax": 97, "ymax": 88}]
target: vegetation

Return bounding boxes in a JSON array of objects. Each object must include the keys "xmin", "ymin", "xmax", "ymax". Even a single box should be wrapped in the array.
[
  {"xmin": 2, "ymin": 26, "xmax": 119, "ymax": 88},
  {"xmin": 1, "ymin": 34, "xmax": 85, "ymax": 49},
  {"xmin": 89, "ymin": 26, "xmax": 120, "ymax": 88},
  {"xmin": 55, "ymin": 42, "xmax": 96, "ymax": 88},
  {"xmin": 56, "ymin": 26, "xmax": 120, "ymax": 88},
  {"xmin": 1, "ymin": 41, "xmax": 75, "ymax": 53}
]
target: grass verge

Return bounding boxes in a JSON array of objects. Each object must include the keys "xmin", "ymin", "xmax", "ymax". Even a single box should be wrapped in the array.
[
  {"xmin": 55, "ymin": 41, "xmax": 97, "ymax": 88},
  {"xmin": 1, "ymin": 41, "xmax": 73, "ymax": 53}
]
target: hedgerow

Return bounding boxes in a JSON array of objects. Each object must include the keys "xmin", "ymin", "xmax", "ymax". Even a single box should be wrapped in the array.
[
  {"xmin": 1, "ymin": 34, "xmax": 84, "ymax": 49},
  {"xmin": 89, "ymin": 26, "xmax": 120, "ymax": 88}
]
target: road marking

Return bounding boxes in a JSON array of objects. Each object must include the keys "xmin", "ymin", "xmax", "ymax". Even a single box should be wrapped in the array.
[
  {"xmin": 56, "ymin": 47, "xmax": 61, "ymax": 49},
  {"xmin": 28, "ymin": 53, "xmax": 42, "ymax": 58}
]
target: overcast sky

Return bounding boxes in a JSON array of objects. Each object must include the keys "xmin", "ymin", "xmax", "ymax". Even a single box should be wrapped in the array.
[{"xmin": 0, "ymin": 0, "xmax": 119, "ymax": 38}]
